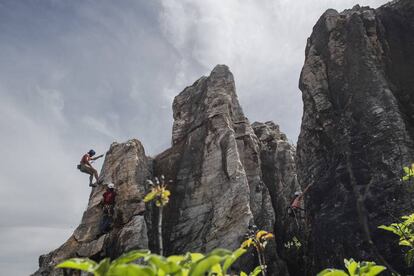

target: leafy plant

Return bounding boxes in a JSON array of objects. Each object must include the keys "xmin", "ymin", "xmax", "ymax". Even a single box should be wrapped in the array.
[
  {"xmin": 284, "ymin": 236, "xmax": 302, "ymax": 250},
  {"xmin": 144, "ymin": 176, "xmax": 171, "ymax": 207},
  {"xmin": 144, "ymin": 175, "xmax": 171, "ymax": 256},
  {"xmin": 56, "ymin": 248, "xmax": 262, "ymax": 276},
  {"xmin": 379, "ymin": 213, "xmax": 414, "ymax": 267},
  {"xmin": 317, "ymin": 258, "xmax": 386, "ymax": 276},
  {"xmin": 402, "ymin": 164, "xmax": 414, "ymax": 182},
  {"xmin": 241, "ymin": 226, "xmax": 274, "ymax": 276}
]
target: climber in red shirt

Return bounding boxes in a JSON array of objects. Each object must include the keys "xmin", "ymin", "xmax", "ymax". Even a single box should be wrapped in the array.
[
  {"xmin": 290, "ymin": 183, "xmax": 313, "ymax": 213},
  {"xmin": 103, "ymin": 183, "xmax": 116, "ymax": 206},
  {"xmin": 100, "ymin": 183, "xmax": 116, "ymax": 235},
  {"xmin": 77, "ymin": 149, "xmax": 104, "ymax": 187}
]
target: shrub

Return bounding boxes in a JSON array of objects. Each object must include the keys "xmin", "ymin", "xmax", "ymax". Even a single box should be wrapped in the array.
[
  {"xmin": 56, "ymin": 248, "xmax": 262, "ymax": 276},
  {"xmin": 379, "ymin": 213, "xmax": 414, "ymax": 267},
  {"xmin": 317, "ymin": 259, "xmax": 386, "ymax": 276}
]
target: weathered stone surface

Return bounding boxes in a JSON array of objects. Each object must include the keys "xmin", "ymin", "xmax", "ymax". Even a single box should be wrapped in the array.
[
  {"xmin": 155, "ymin": 65, "xmax": 288, "ymax": 275},
  {"xmin": 252, "ymin": 122, "xmax": 303, "ymax": 273},
  {"xmin": 34, "ymin": 66, "xmax": 296, "ymax": 276},
  {"xmin": 33, "ymin": 140, "xmax": 151, "ymax": 275},
  {"xmin": 297, "ymin": 0, "xmax": 414, "ymax": 274}
]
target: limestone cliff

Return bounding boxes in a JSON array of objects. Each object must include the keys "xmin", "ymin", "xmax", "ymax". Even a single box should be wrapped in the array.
[{"xmin": 297, "ymin": 0, "xmax": 414, "ymax": 274}]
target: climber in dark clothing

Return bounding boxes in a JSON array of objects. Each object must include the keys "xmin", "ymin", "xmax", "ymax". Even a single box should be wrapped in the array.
[
  {"xmin": 99, "ymin": 183, "xmax": 116, "ymax": 235},
  {"xmin": 78, "ymin": 149, "xmax": 104, "ymax": 187}
]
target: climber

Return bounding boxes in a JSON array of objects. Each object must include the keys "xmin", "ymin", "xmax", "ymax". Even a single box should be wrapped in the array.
[
  {"xmin": 289, "ymin": 183, "xmax": 313, "ymax": 216},
  {"xmin": 77, "ymin": 149, "xmax": 104, "ymax": 187},
  {"xmin": 99, "ymin": 183, "xmax": 116, "ymax": 235}
]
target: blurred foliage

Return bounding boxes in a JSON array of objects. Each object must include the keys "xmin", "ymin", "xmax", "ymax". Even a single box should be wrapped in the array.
[
  {"xmin": 56, "ymin": 248, "xmax": 262, "ymax": 276},
  {"xmin": 284, "ymin": 236, "xmax": 302, "ymax": 250},
  {"xmin": 402, "ymin": 164, "xmax": 414, "ymax": 182},
  {"xmin": 144, "ymin": 181, "xmax": 170, "ymax": 207},
  {"xmin": 317, "ymin": 259, "xmax": 386, "ymax": 276},
  {"xmin": 241, "ymin": 227, "xmax": 274, "ymax": 276},
  {"xmin": 379, "ymin": 213, "xmax": 414, "ymax": 267}
]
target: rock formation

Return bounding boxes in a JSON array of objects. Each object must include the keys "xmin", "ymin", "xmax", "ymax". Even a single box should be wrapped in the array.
[
  {"xmin": 34, "ymin": 140, "xmax": 151, "ymax": 275},
  {"xmin": 252, "ymin": 122, "xmax": 302, "ymax": 274},
  {"xmin": 154, "ymin": 65, "xmax": 288, "ymax": 275},
  {"xmin": 297, "ymin": 0, "xmax": 414, "ymax": 274},
  {"xmin": 34, "ymin": 1, "xmax": 414, "ymax": 275},
  {"xmin": 34, "ymin": 66, "xmax": 297, "ymax": 275}
]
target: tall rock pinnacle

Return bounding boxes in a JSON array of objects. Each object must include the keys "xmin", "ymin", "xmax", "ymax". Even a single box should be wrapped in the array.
[
  {"xmin": 297, "ymin": 0, "xmax": 414, "ymax": 273},
  {"xmin": 155, "ymin": 65, "xmax": 288, "ymax": 275}
]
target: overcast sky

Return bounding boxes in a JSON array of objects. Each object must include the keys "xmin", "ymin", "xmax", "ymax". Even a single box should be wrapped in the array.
[{"xmin": 0, "ymin": 0, "xmax": 389, "ymax": 274}]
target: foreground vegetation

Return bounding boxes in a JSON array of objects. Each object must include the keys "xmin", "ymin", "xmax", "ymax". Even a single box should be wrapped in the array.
[
  {"xmin": 56, "ymin": 212, "xmax": 414, "ymax": 276},
  {"xmin": 317, "ymin": 259, "xmax": 386, "ymax": 276},
  {"xmin": 57, "ymin": 166, "xmax": 414, "ymax": 275},
  {"xmin": 57, "ymin": 248, "xmax": 261, "ymax": 276}
]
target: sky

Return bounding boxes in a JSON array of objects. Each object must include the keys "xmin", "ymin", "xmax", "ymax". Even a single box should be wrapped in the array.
[{"xmin": 0, "ymin": 0, "xmax": 389, "ymax": 275}]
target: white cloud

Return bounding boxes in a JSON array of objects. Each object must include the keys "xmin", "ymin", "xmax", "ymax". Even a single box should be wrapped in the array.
[
  {"xmin": 158, "ymin": 0, "xmax": 389, "ymax": 138},
  {"xmin": 82, "ymin": 115, "xmax": 115, "ymax": 138}
]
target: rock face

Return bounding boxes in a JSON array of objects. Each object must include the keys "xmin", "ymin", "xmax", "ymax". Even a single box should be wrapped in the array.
[
  {"xmin": 154, "ymin": 65, "xmax": 288, "ymax": 275},
  {"xmin": 33, "ymin": 140, "xmax": 151, "ymax": 275},
  {"xmin": 252, "ymin": 122, "xmax": 302, "ymax": 273},
  {"xmin": 297, "ymin": 0, "xmax": 414, "ymax": 274},
  {"xmin": 34, "ymin": 66, "xmax": 297, "ymax": 275}
]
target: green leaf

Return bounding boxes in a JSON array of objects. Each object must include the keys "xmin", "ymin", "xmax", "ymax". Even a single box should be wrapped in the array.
[
  {"xmin": 208, "ymin": 248, "xmax": 232, "ymax": 257},
  {"xmin": 344, "ymin": 258, "xmax": 357, "ymax": 276},
  {"xmin": 56, "ymin": 258, "xmax": 97, "ymax": 273},
  {"xmin": 113, "ymin": 249, "xmax": 150, "ymax": 265},
  {"xmin": 189, "ymin": 255, "xmax": 225, "ymax": 276},
  {"xmin": 378, "ymin": 225, "xmax": 400, "ymax": 236},
  {"xmin": 146, "ymin": 254, "xmax": 181, "ymax": 274},
  {"xmin": 189, "ymin": 253, "xmax": 205, "ymax": 262},
  {"xmin": 167, "ymin": 255, "xmax": 186, "ymax": 263},
  {"xmin": 317, "ymin": 269, "xmax": 348, "ymax": 276},
  {"xmin": 399, "ymin": 240, "xmax": 412, "ymax": 247},
  {"xmin": 209, "ymin": 263, "xmax": 223, "ymax": 275},
  {"xmin": 107, "ymin": 264, "xmax": 156, "ymax": 276},
  {"xmin": 366, "ymin": 265, "xmax": 387, "ymax": 275},
  {"xmin": 250, "ymin": 266, "xmax": 263, "ymax": 276},
  {"xmin": 95, "ymin": 258, "xmax": 111, "ymax": 276},
  {"xmin": 240, "ymin": 271, "xmax": 248, "ymax": 276},
  {"xmin": 223, "ymin": 248, "xmax": 247, "ymax": 272},
  {"xmin": 405, "ymin": 248, "xmax": 414, "ymax": 267}
]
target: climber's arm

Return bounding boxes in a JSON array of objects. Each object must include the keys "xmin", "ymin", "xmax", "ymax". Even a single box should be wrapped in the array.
[{"xmin": 91, "ymin": 154, "xmax": 104, "ymax": 161}]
